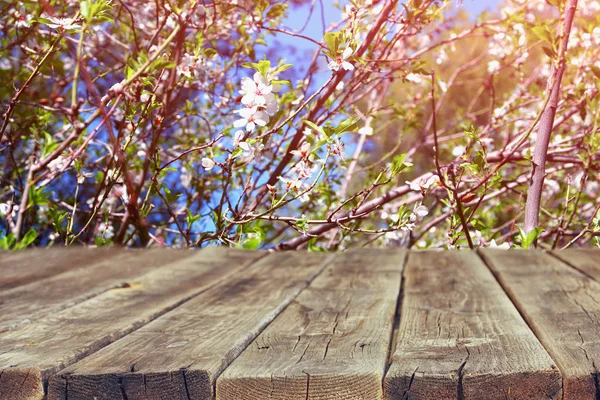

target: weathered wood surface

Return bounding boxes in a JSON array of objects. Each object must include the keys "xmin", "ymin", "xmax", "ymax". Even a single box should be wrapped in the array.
[
  {"xmin": 0, "ymin": 248, "xmax": 192, "ymax": 332},
  {"xmin": 48, "ymin": 251, "xmax": 332, "ymax": 400},
  {"xmin": 0, "ymin": 247, "xmax": 121, "ymax": 290},
  {"xmin": 0, "ymin": 248, "xmax": 599, "ymax": 400},
  {"xmin": 385, "ymin": 251, "xmax": 562, "ymax": 400},
  {"xmin": 0, "ymin": 247, "xmax": 261, "ymax": 400},
  {"xmin": 551, "ymin": 248, "xmax": 600, "ymax": 283},
  {"xmin": 216, "ymin": 249, "xmax": 406, "ymax": 400},
  {"xmin": 481, "ymin": 249, "xmax": 600, "ymax": 400}
]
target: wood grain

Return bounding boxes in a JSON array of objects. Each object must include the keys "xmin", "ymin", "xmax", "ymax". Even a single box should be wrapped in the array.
[
  {"xmin": 216, "ymin": 248, "xmax": 406, "ymax": 400},
  {"xmin": 0, "ymin": 247, "xmax": 260, "ymax": 400},
  {"xmin": 0, "ymin": 247, "xmax": 121, "ymax": 290},
  {"xmin": 385, "ymin": 251, "xmax": 562, "ymax": 400},
  {"xmin": 0, "ymin": 248, "xmax": 192, "ymax": 332},
  {"xmin": 47, "ymin": 251, "xmax": 333, "ymax": 400},
  {"xmin": 551, "ymin": 248, "xmax": 600, "ymax": 283},
  {"xmin": 480, "ymin": 249, "xmax": 600, "ymax": 400}
]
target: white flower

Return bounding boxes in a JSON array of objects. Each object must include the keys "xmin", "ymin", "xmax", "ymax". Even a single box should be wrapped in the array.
[
  {"xmin": 292, "ymin": 160, "xmax": 312, "ymax": 179},
  {"xmin": 358, "ymin": 126, "xmax": 373, "ymax": 136},
  {"xmin": 15, "ymin": 10, "xmax": 33, "ymax": 28},
  {"xmin": 109, "ymin": 81, "xmax": 125, "ymax": 94},
  {"xmin": 489, "ymin": 239, "xmax": 510, "ymax": 250},
  {"xmin": 278, "ymin": 176, "xmax": 303, "ymax": 191},
  {"xmin": 0, "ymin": 58, "xmax": 11, "ymax": 70},
  {"xmin": 488, "ymin": 60, "xmax": 500, "ymax": 74},
  {"xmin": 140, "ymin": 92, "xmax": 151, "ymax": 103},
  {"xmin": 233, "ymin": 107, "xmax": 269, "ymax": 132},
  {"xmin": 233, "ymin": 130, "xmax": 245, "ymax": 146},
  {"xmin": 291, "ymin": 142, "xmax": 311, "ymax": 159},
  {"xmin": 0, "ymin": 203, "xmax": 18, "ymax": 217},
  {"xmin": 48, "ymin": 156, "xmax": 69, "ymax": 172},
  {"xmin": 328, "ymin": 47, "xmax": 354, "ymax": 72},
  {"xmin": 44, "ymin": 16, "xmax": 81, "ymax": 30},
  {"xmin": 331, "ymin": 137, "xmax": 345, "ymax": 160},
  {"xmin": 177, "ymin": 53, "xmax": 200, "ymax": 78},
  {"xmin": 401, "ymin": 223, "xmax": 416, "ymax": 232},
  {"xmin": 202, "ymin": 157, "xmax": 216, "ymax": 170},
  {"xmin": 98, "ymin": 222, "xmax": 114, "ymax": 239},
  {"xmin": 406, "ymin": 175, "xmax": 439, "ymax": 192},
  {"xmin": 410, "ymin": 204, "xmax": 429, "ymax": 222},
  {"xmin": 438, "ymin": 80, "xmax": 448, "ymax": 93},
  {"xmin": 452, "ymin": 145, "xmax": 466, "ymax": 157},
  {"xmin": 240, "ymin": 72, "xmax": 276, "ymax": 107},
  {"xmin": 238, "ymin": 141, "xmax": 261, "ymax": 160},
  {"xmin": 405, "ymin": 73, "xmax": 423, "ymax": 83}
]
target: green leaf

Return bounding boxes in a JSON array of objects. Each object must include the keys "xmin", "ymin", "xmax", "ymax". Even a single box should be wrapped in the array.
[
  {"xmin": 517, "ymin": 226, "xmax": 543, "ymax": 248},
  {"xmin": 336, "ymin": 116, "xmax": 360, "ymax": 135},
  {"xmin": 304, "ymin": 121, "xmax": 327, "ymax": 138},
  {"xmin": 230, "ymin": 147, "xmax": 243, "ymax": 160},
  {"xmin": 0, "ymin": 233, "xmax": 16, "ymax": 250},
  {"xmin": 14, "ymin": 229, "xmax": 38, "ymax": 250},
  {"xmin": 531, "ymin": 25, "xmax": 553, "ymax": 45},
  {"xmin": 80, "ymin": 0, "xmax": 91, "ymax": 19},
  {"xmin": 324, "ymin": 32, "xmax": 339, "ymax": 54},
  {"xmin": 266, "ymin": 3, "xmax": 287, "ymax": 19},
  {"xmin": 204, "ymin": 48, "xmax": 218, "ymax": 58},
  {"xmin": 272, "ymin": 63, "xmax": 293, "ymax": 75},
  {"xmin": 257, "ymin": 59, "xmax": 271, "ymax": 76},
  {"xmin": 186, "ymin": 209, "xmax": 201, "ymax": 226}
]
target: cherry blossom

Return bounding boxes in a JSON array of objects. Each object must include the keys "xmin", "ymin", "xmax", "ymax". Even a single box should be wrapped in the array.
[
  {"xmin": 406, "ymin": 175, "xmax": 440, "ymax": 192},
  {"xmin": 328, "ymin": 47, "xmax": 354, "ymax": 72},
  {"xmin": 291, "ymin": 142, "xmax": 311, "ymax": 159},
  {"xmin": 240, "ymin": 72, "xmax": 277, "ymax": 107},
  {"xmin": 233, "ymin": 107, "xmax": 269, "ymax": 132},
  {"xmin": 201, "ymin": 157, "xmax": 216, "ymax": 171},
  {"xmin": 489, "ymin": 239, "xmax": 510, "ymax": 249},
  {"xmin": 43, "ymin": 16, "xmax": 82, "ymax": 30},
  {"xmin": 410, "ymin": 204, "xmax": 429, "ymax": 222}
]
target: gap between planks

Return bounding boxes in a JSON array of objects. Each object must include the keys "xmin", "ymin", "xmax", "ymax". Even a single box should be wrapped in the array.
[
  {"xmin": 0, "ymin": 248, "xmax": 268, "ymax": 400},
  {"xmin": 385, "ymin": 250, "xmax": 561, "ymax": 400},
  {"xmin": 479, "ymin": 249, "xmax": 600, "ymax": 400},
  {"xmin": 47, "ymin": 251, "xmax": 336, "ymax": 400},
  {"xmin": 216, "ymin": 248, "xmax": 408, "ymax": 400}
]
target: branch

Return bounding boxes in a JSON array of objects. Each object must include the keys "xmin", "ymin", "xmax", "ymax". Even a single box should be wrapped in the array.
[{"xmin": 523, "ymin": 0, "xmax": 578, "ymax": 241}]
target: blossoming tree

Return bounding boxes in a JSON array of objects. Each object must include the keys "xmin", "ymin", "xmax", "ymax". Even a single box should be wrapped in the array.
[{"xmin": 0, "ymin": 0, "xmax": 598, "ymax": 250}]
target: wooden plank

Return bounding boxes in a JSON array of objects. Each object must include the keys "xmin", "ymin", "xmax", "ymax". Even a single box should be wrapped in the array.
[
  {"xmin": 216, "ymin": 248, "xmax": 406, "ymax": 400},
  {"xmin": 385, "ymin": 251, "xmax": 562, "ymax": 400},
  {"xmin": 47, "ymin": 251, "xmax": 332, "ymax": 400},
  {"xmin": 0, "ymin": 247, "xmax": 261, "ymax": 400},
  {"xmin": 480, "ymin": 249, "xmax": 600, "ymax": 400},
  {"xmin": 552, "ymin": 249, "xmax": 600, "ymax": 283},
  {"xmin": 0, "ymin": 247, "xmax": 122, "ymax": 290},
  {"xmin": 0, "ymin": 248, "xmax": 192, "ymax": 332}
]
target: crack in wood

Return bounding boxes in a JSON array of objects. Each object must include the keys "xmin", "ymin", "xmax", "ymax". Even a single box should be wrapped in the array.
[
  {"xmin": 181, "ymin": 369, "xmax": 192, "ymax": 400},
  {"xmin": 457, "ymin": 344, "xmax": 470, "ymax": 400},
  {"xmin": 117, "ymin": 376, "xmax": 128, "ymax": 400},
  {"xmin": 303, "ymin": 371, "xmax": 310, "ymax": 400},
  {"xmin": 402, "ymin": 366, "xmax": 418, "ymax": 400}
]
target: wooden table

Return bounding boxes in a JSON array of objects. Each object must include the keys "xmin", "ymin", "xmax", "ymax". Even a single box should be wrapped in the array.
[{"xmin": 0, "ymin": 248, "xmax": 599, "ymax": 400}]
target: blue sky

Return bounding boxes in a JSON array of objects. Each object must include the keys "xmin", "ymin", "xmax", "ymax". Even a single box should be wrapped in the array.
[
  {"xmin": 280, "ymin": 0, "xmax": 501, "ymax": 44},
  {"xmin": 263, "ymin": 0, "xmax": 501, "ymax": 80}
]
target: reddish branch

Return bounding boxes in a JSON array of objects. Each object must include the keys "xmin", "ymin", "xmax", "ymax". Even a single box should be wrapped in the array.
[
  {"xmin": 254, "ymin": 0, "xmax": 399, "ymax": 206},
  {"xmin": 524, "ymin": 0, "xmax": 578, "ymax": 238}
]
